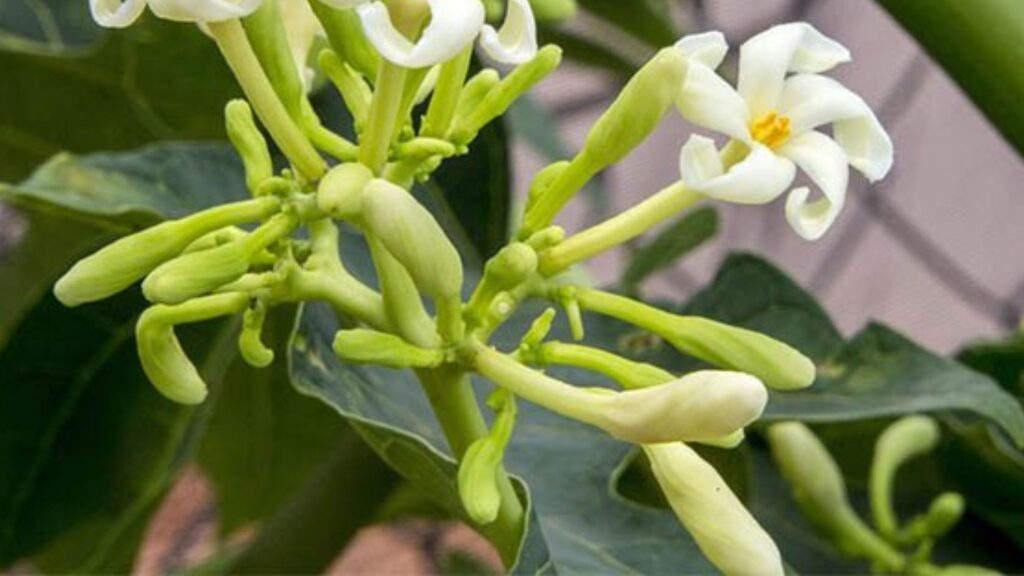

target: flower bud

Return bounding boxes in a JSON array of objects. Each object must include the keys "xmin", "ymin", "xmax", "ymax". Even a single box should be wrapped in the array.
[
  {"xmin": 333, "ymin": 328, "xmax": 444, "ymax": 368},
  {"xmin": 486, "ymin": 243, "xmax": 538, "ymax": 288},
  {"xmin": 143, "ymin": 240, "xmax": 252, "ymax": 305},
  {"xmin": 320, "ymin": 50, "xmax": 373, "ymax": 131},
  {"xmin": 54, "ymin": 197, "xmax": 280, "ymax": 307},
  {"xmin": 870, "ymin": 415, "xmax": 941, "ymax": 538},
  {"xmin": 767, "ymin": 422, "xmax": 859, "ymax": 542},
  {"xmin": 522, "ymin": 48, "xmax": 687, "ymax": 233},
  {"xmin": 459, "ymin": 390, "xmax": 516, "ymax": 525},
  {"xmin": 239, "ymin": 303, "xmax": 274, "ymax": 368},
  {"xmin": 923, "ymin": 492, "xmax": 964, "ymax": 539},
  {"xmin": 644, "ymin": 442, "xmax": 783, "ymax": 576},
  {"xmin": 596, "ymin": 371, "xmax": 767, "ymax": 444},
  {"xmin": 136, "ymin": 293, "xmax": 249, "ymax": 405},
  {"xmin": 453, "ymin": 69, "xmax": 500, "ymax": 132},
  {"xmin": 317, "ymin": 162, "xmax": 375, "ymax": 219},
  {"xmin": 361, "ymin": 179, "xmax": 463, "ymax": 300},
  {"xmin": 226, "ymin": 99, "xmax": 273, "ymax": 193}
]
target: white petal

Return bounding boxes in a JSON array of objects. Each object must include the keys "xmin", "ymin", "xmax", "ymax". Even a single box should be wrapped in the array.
[
  {"xmin": 777, "ymin": 131, "xmax": 849, "ymax": 240},
  {"xmin": 148, "ymin": 0, "xmax": 261, "ymax": 22},
  {"xmin": 280, "ymin": 0, "xmax": 325, "ymax": 90},
  {"xmin": 673, "ymin": 30, "xmax": 728, "ymax": 69},
  {"xmin": 358, "ymin": 0, "xmax": 485, "ymax": 69},
  {"xmin": 679, "ymin": 135, "xmax": 795, "ymax": 205},
  {"xmin": 738, "ymin": 22, "xmax": 851, "ymax": 116},
  {"xmin": 479, "ymin": 0, "xmax": 538, "ymax": 65},
  {"xmin": 645, "ymin": 443, "xmax": 784, "ymax": 576},
  {"xmin": 90, "ymin": 0, "xmax": 148, "ymax": 27},
  {"xmin": 778, "ymin": 74, "xmax": 893, "ymax": 181},
  {"xmin": 676, "ymin": 62, "xmax": 751, "ymax": 142},
  {"xmin": 317, "ymin": 0, "xmax": 369, "ymax": 7}
]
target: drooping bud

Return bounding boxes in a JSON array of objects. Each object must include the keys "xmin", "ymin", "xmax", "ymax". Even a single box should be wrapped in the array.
[
  {"xmin": 361, "ymin": 179, "xmax": 463, "ymax": 300},
  {"xmin": 870, "ymin": 415, "xmax": 941, "ymax": 538},
  {"xmin": 458, "ymin": 390, "xmax": 517, "ymax": 525},
  {"xmin": 54, "ymin": 197, "xmax": 280, "ymax": 307},
  {"xmin": 522, "ymin": 48, "xmax": 688, "ymax": 233},
  {"xmin": 575, "ymin": 289, "xmax": 815, "ymax": 391},
  {"xmin": 645, "ymin": 442, "xmax": 783, "ymax": 576},
  {"xmin": 136, "ymin": 293, "xmax": 249, "ymax": 405},
  {"xmin": 239, "ymin": 302, "xmax": 274, "ymax": 368},
  {"xmin": 333, "ymin": 328, "xmax": 445, "ymax": 368},
  {"xmin": 226, "ymin": 100, "xmax": 274, "ymax": 193},
  {"xmin": 317, "ymin": 162, "xmax": 375, "ymax": 219}
]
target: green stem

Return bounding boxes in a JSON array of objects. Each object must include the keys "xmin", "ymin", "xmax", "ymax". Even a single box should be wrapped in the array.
[
  {"xmin": 533, "ymin": 341, "xmax": 675, "ymax": 389},
  {"xmin": 360, "ymin": 61, "xmax": 409, "ymax": 174},
  {"xmin": 837, "ymin": 512, "xmax": 907, "ymax": 573},
  {"xmin": 417, "ymin": 367, "xmax": 525, "ymax": 568},
  {"xmin": 420, "ymin": 46, "xmax": 473, "ymax": 138},
  {"xmin": 207, "ymin": 19, "xmax": 326, "ymax": 182},
  {"xmin": 538, "ymin": 181, "xmax": 702, "ymax": 275}
]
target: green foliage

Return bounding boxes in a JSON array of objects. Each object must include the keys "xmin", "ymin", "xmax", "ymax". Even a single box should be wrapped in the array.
[{"xmin": 621, "ymin": 206, "xmax": 718, "ymax": 292}]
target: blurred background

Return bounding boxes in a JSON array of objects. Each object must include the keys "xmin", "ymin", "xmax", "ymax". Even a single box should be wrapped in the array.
[{"xmin": 3, "ymin": 0, "xmax": 1022, "ymax": 573}]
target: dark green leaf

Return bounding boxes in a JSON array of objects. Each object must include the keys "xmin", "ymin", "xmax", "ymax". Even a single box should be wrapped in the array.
[
  {"xmin": 622, "ymin": 206, "xmax": 719, "ymax": 291},
  {"xmin": 0, "ymin": 12, "xmax": 237, "ymax": 180},
  {"xmin": 875, "ymin": 0, "xmax": 1024, "ymax": 158},
  {"xmin": 957, "ymin": 333, "xmax": 1024, "ymax": 399}
]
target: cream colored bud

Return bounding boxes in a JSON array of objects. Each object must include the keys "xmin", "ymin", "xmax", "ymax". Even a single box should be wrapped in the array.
[
  {"xmin": 645, "ymin": 442, "xmax": 783, "ymax": 576},
  {"xmin": 317, "ymin": 162, "xmax": 375, "ymax": 220},
  {"xmin": 143, "ymin": 241, "xmax": 252, "ymax": 305}
]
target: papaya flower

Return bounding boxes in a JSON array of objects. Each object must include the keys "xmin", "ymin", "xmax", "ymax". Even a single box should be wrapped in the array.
[
  {"xmin": 674, "ymin": 23, "xmax": 893, "ymax": 240},
  {"xmin": 318, "ymin": 0, "xmax": 538, "ymax": 68},
  {"xmin": 90, "ymin": 0, "xmax": 261, "ymax": 27}
]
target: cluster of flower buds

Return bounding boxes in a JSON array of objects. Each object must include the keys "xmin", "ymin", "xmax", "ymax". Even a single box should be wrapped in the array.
[
  {"xmin": 63, "ymin": 3, "xmax": 894, "ymax": 573},
  {"xmin": 768, "ymin": 419, "xmax": 995, "ymax": 575}
]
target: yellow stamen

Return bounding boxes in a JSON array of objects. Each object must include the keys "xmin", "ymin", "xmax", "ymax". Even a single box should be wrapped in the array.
[{"xmin": 750, "ymin": 111, "xmax": 792, "ymax": 149}]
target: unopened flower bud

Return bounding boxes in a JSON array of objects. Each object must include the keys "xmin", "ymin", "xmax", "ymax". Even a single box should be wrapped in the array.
[
  {"xmin": 361, "ymin": 179, "xmax": 463, "ymax": 300},
  {"xmin": 923, "ymin": 492, "xmax": 964, "ymax": 539},
  {"xmin": 54, "ymin": 197, "xmax": 280, "ymax": 307},
  {"xmin": 645, "ymin": 442, "xmax": 783, "ymax": 576},
  {"xmin": 136, "ymin": 293, "xmax": 249, "ymax": 405},
  {"xmin": 225, "ymin": 99, "xmax": 273, "ymax": 193},
  {"xmin": 459, "ymin": 390, "xmax": 516, "ymax": 525},
  {"xmin": 333, "ymin": 328, "xmax": 445, "ymax": 368},
  {"xmin": 522, "ymin": 48, "xmax": 687, "ymax": 233},
  {"xmin": 239, "ymin": 303, "xmax": 274, "ymax": 368},
  {"xmin": 317, "ymin": 162, "xmax": 375, "ymax": 220},
  {"xmin": 870, "ymin": 415, "xmax": 941, "ymax": 538},
  {"xmin": 453, "ymin": 69, "xmax": 500, "ymax": 131},
  {"xmin": 487, "ymin": 243, "xmax": 538, "ymax": 288}
]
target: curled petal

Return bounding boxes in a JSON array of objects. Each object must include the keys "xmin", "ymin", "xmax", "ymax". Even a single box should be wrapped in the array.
[
  {"xmin": 358, "ymin": 0, "xmax": 485, "ymax": 68},
  {"xmin": 679, "ymin": 135, "xmax": 795, "ymax": 205},
  {"xmin": 148, "ymin": 0, "xmax": 262, "ymax": 22},
  {"xmin": 673, "ymin": 30, "xmax": 728, "ymax": 69},
  {"xmin": 645, "ymin": 443, "xmax": 784, "ymax": 576},
  {"xmin": 777, "ymin": 131, "xmax": 849, "ymax": 240},
  {"xmin": 479, "ymin": 0, "xmax": 538, "ymax": 65},
  {"xmin": 738, "ymin": 22, "xmax": 850, "ymax": 116},
  {"xmin": 90, "ymin": 0, "xmax": 148, "ymax": 28},
  {"xmin": 778, "ymin": 74, "xmax": 893, "ymax": 181},
  {"xmin": 676, "ymin": 62, "xmax": 751, "ymax": 142}
]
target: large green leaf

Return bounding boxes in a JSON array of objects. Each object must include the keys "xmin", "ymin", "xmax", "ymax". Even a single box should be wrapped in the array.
[
  {"xmin": 621, "ymin": 206, "xmax": 719, "ymax": 293},
  {"xmin": 0, "ymin": 143, "xmax": 250, "ymax": 570},
  {"xmin": 875, "ymin": 0, "xmax": 1024, "ymax": 158},
  {"xmin": 575, "ymin": 0, "xmax": 677, "ymax": 48},
  {"xmin": 0, "ymin": 10, "xmax": 236, "ymax": 180}
]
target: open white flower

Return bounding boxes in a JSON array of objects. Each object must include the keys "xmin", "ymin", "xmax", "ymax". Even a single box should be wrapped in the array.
[
  {"xmin": 318, "ymin": 0, "xmax": 537, "ymax": 68},
  {"xmin": 90, "ymin": 0, "xmax": 261, "ymax": 27},
  {"xmin": 645, "ymin": 442, "xmax": 783, "ymax": 576},
  {"xmin": 673, "ymin": 23, "xmax": 893, "ymax": 240}
]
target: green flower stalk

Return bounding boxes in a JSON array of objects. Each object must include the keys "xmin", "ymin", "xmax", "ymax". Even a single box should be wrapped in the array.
[
  {"xmin": 225, "ymin": 100, "xmax": 274, "ymax": 193},
  {"xmin": 333, "ymin": 328, "xmax": 445, "ymax": 368},
  {"xmin": 870, "ymin": 415, "xmax": 942, "ymax": 540}
]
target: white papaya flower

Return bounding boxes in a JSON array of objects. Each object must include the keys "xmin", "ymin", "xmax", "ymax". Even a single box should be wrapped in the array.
[
  {"xmin": 90, "ymin": 0, "xmax": 261, "ymax": 27},
  {"xmin": 318, "ymin": 0, "xmax": 537, "ymax": 68},
  {"xmin": 645, "ymin": 442, "xmax": 783, "ymax": 576},
  {"xmin": 673, "ymin": 23, "xmax": 893, "ymax": 240}
]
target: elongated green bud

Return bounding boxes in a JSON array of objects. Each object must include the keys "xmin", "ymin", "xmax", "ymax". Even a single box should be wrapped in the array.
[
  {"xmin": 143, "ymin": 213, "xmax": 296, "ymax": 305},
  {"xmin": 137, "ymin": 293, "xmax": 249, "ymax": 404},
  {"xmin": 320, "ymin": 50, "xmax": 373, "ymax": 131},
  {"xmin": 531, "ymin": 341, "xmax": 675, "ymax": 390},
  {"xmin": 54, "ymin": 197, "xmax": 280, "ymax": 307},
  {"xmin": 899, "ymin": 492, "xmax": 964, "ymax": 542},
  {"xmin": 645, "ymin": 443, "xmax": 782, "ymax": 576},
  {"xmin": 239, "ymin": 303, "xmax": 274, "ymax": 368},
  {"xmin": 183, "ymin": 226, "xmax": 249, "ymax": 253},
  {"xmin": 333, "ymin": 328, "xmax": 444, "ymax": 368},
  {"xmin": 361, "ymin": 179, "xmax": 463, "ymax": 300},
  {"xmin": 451, "ymin": 45, "xmax": 562, "ymax": 145},
  {"xmin": 522, "ymin": 48, "xmax": 688, "ymax": 234},
  {"xmin": 459, "ymin": 390, "xmax": 517, "ymax": 525},
  {"xmin": 453, "ymin": 69, "xmax": 500, "ymax": 132},
  {"xmin": 317, "ymin": 162, "xmax": 375, "ymax": 219},
  {"xmin": 870, "ymin": 416, "xmax": 941, "ymax": 539},
  {"xmin": 519, "ymin": 308, "xmax": 557, "ymax": 350},
  {"xmin": 308, "ymin": 1, "xmax": 380, "ymax": 79},
  {"xmin": 243, "ymin": 0, "xmax": 305, "ymax": 121},
  {"xmin": 576, "ymin": 289, "xmax": 815, "ymax": 390},
  {"xmin": 530, "ymin": 0, "xmax": 577, "ymax": 22},
  {"xmin": 524, "ymin": 161, "xmax": 569, "ymax": 216},
  {"xmin": 226, "ymin": 100, "xmax": 274, "ymax": 192}
]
